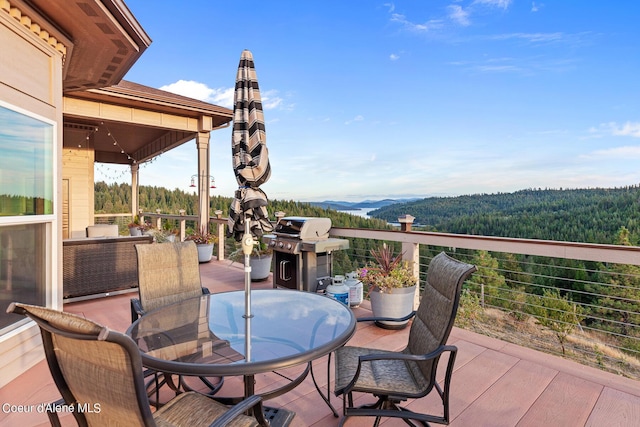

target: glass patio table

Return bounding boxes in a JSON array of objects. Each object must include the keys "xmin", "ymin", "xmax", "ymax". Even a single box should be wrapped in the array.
[{"xmin": 126, "ymin": 288, "xmax": 356, "ymax": 426}]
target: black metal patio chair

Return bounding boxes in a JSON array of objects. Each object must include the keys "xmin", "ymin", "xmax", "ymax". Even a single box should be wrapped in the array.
[{"xmin": 334, "ymin": 251, "xmax": 476, "ymax": 426}]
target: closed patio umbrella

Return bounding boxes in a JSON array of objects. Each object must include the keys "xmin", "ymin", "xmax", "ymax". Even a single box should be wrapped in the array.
[
  {"xmin": 227, "ymin": 49, "xmax": 273, "ymax": 243},
  {"xmin": 228, "ymin": 50, "xmax": 273, "ymax": 321}
]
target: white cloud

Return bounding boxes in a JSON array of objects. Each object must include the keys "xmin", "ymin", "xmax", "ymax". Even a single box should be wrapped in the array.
[
  {"xmin": 159, "ymin": 80, "xmax": 234, "ymax": 108},
  {"xmin": 473, "ymin": 0, "xmax": 512, "ymax": 9},
  {"xmin": 448, "ymin": 5, "xmax": 471, "ymax": 27},
  {"xmin": 488, "ymin": 32, "xmax": 564, "ymax": 43},
  {"xmin": 390, "ymin": 53, "xmax": 400, "ymax": 61},
  {"xmin": 159, "ymin": 80, "xmax": 290, "ymax": 111},
  {"xmin": 261, "ymin": 90, "xmax": 283, "ymax": 110},
  {"xmin": 388, "ymin": 0, "xmax": 511, "ymax": 34},
  {"xmin": 609, "ymin": 121, "xmax": 640, "ymax": 138},
  {"xmin": 390, "ymin": 13, "xmax": 444, "ymax": 33},
  {"xmin": 345, "ymin": 115, "xmax": 364, "ymax": 125},
  {"xmin": 593, "ymin": 122, "xmax": 640, "ymax": 138},
  {"xmin": 583, "ymin": 146, "xmax": 640, "ymax": 159}
]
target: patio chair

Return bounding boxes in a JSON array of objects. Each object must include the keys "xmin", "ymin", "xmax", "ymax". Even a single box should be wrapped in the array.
[
  {"xmin": 131, "ymin": 241, "xmax": 210, "ymax": 322},
  {"xmin": 334, "ymin": 252, "xmax": 476, "ymax": 426},
  {"xmin": 7, "ymin": 302, "xmax": 261, "ymax": 427},
  {"xmin": 131, "ymin": 240, "xmax": 222, "ymax": 397}
]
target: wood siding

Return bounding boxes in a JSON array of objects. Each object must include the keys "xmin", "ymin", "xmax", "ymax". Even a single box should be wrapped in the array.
[
  {"xmin": 62, "ymin": 147, "xmax": 94, "ymax": 238},
  {"xmin": 0, "ymin": 4, "xmax": 63, "ymax": 388}
]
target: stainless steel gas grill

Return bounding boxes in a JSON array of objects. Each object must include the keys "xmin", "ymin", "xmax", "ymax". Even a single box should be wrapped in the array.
[{"xmin": 263, "ymin": 217, "xmax": 349, "ymax": 292}]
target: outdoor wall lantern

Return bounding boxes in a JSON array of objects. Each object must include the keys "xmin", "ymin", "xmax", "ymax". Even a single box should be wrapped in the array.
[{"xmin": 189, "ymin": 174, "xmax": 216, "ymax": 189}]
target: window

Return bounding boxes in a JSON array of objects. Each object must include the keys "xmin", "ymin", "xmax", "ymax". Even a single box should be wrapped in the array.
[
  {"xmin": 0, "ymin": 103, "xmax": 54, "ymax": 216},
  {"xmin": 0, "ymin": 224, "xmax": 47, "ymax": 330},
  {"xmin": 0, "ymin": 101, "xmax": 54, "ymax": 333}
]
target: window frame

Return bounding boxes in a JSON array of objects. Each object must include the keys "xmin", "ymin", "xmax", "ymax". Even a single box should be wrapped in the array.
[{"xmin": 0, "ymin": 100, "xmax": 57, "ymax": 335}]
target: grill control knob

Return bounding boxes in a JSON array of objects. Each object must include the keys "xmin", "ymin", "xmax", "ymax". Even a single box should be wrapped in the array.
[
  {"xmin": 269, "ymin": 241, "xmax": 276, "ymax": 247},
  {"xmin": 286, "ymin": 243, "xmax": 292, "ymax": 250},
  {"xmin": 278, "ymin": 242, "xmax": 284, "ymax": 248}
]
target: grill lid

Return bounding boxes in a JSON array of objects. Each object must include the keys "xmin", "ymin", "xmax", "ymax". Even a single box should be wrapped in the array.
[{"xmin": 274, "ymin": 216, "xmax": 331, "ymax": 240}]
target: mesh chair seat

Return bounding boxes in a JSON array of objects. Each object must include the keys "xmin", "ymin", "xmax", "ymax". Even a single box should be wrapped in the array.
[
  {"xmin": 335, "ymin": 346, "xmax": 427, "ymax": 396},
  {"xmin": 154, "ymin": 392, "xmax": 255, "ymax": 427}
]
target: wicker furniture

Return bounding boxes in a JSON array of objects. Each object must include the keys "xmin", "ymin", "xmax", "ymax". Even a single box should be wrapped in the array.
[
  {"xmin": 334, "ymin": 252, "xmax": 476, "ymax": 426},
  {"xmin": 63, "ymin": 235, "xmax": 153, "ymax": 300},
  {"xmin": 7, "ymin": 302, "xmax": 261, "ymax": 427}
]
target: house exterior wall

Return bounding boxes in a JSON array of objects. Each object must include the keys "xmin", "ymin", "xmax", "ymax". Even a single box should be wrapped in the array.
[
  {"xmin": 0, "ymin": 3, "xmax": 64, "ymax": 387},
  {"xmin": 62, "ymin": 147, "xmax": 95, "ymax": 238}
]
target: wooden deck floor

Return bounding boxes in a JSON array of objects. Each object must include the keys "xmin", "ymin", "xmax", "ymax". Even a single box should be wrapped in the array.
[{"xmin": 1, "ymin": 260, "xmax": 639, "ymax": 426}]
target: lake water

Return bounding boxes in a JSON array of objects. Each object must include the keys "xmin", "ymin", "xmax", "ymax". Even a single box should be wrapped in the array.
[{"xmin": 337, "ymin": 208, "xmax": 376, "ymax": 219}]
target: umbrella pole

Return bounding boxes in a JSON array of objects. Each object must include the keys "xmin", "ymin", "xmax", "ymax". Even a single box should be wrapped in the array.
[{"xmin": 241, "ymin": 217, "xmax": 254, "ymax": 320}]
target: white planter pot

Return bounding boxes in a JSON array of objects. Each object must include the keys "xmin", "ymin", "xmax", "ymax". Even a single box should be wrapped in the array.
[
  {"xmin": 369, "ymin": 285, "xmax": 417, "ymax": 329},
  {"xmin": 129, "ymin": 227, "xmax": 142, "ymax": 236},
  {"xmin": 250, "ymin": 254, "xmax": 272, "ymax": 281},
  {"xmin": 196, "ymin": 243, "xmax": 214, "ymax": 263}
]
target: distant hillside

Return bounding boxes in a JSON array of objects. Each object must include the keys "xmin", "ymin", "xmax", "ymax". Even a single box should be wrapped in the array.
[
  {"xmin": 370, "ymin": 187, "xmax": 640, "ymax": 244},
  {"xmin": 94, "ymin": 182, "xmax": 390, "ymax": 230},
  {"xmin": 310, "ymin": 198, "xmax": 419, "ymax": 211}
]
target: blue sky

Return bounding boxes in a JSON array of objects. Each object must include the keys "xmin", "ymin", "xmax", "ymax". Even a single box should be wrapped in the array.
[{"xmin": 97, "ymin": 0, "xmax": 640, "ymax": 203}]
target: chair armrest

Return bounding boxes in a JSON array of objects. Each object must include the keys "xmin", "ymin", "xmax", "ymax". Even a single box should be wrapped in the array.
[
  {"xmin": 356, "ymin": 310, "xmax": 416, "ymax": 324},
  {"xmin": 359, "ymin": 344, "xmax": 457, "ymax": 364},
  {"xmin": 340, "ymin": 345, "xmax": 458, "ymax": 396},
  {"xmin": 209, "ymin": 395, "xmax": 262, "ymax": 427},
  {"xmin": 130, "ymin": 298, "xmax": 145, "ymax": 323}
]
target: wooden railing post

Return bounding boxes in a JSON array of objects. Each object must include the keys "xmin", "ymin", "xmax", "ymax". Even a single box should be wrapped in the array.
[
  {"xmin": 179, "ymin": 209, "xmax": 186, "ymax": 242},
  {"xmin": 155, "ymin": 209, "xmax": 162, "ymax": 230},
  {"xmin": 399, "ymin": 214, "xmax": 420, "ymax": 310},
  {"xmin": 215, "ymin": 210, "xmax": 225, "ymax": 261}
]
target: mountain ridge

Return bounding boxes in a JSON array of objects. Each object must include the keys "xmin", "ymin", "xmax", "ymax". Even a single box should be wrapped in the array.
[{"xmin": 309, "ymin": 198, "xmax": 420, "ymax": 211}]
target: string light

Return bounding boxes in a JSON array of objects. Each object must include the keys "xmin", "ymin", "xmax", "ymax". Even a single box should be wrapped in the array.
[
  {"xmin": 99, "ymin": 121, "xmax": 138, "ymax": 164},
  {"xmin": 95, "ymin": 152, "xmax": 162, "ymax": 182}
]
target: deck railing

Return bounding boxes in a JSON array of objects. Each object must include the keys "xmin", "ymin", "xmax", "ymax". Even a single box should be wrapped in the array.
[
  {"xmin": 330, "ymin": 225, "xmax": 640, "ymax": 379},
  {"xmin": 94, "ymin": 211, "xmax": 640, "ymax": 379}
]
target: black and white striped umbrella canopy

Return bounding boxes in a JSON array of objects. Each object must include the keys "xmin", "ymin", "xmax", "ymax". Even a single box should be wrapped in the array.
[{"xmin": 227, "ymin": 50, "xmax": 273, "ymax": 241}]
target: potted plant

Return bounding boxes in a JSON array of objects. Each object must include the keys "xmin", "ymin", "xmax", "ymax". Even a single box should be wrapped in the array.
[
  {"xmin": 161, "ymin": 220, "xmax": 178, "ymax": 242},
  {"xmin": 128, "ymin": 215, "xmax": 142, "ymax": 236},
  {"xmin": 248, "ymin": 241, "xmax": 272, "ymax": 281},
  {"xmin": 358, "ymin": 243, "xmax": 418, "ymax": 329},
  {"xmin": 186, "ymin": 227, "xmax": 217, "ymax": 263},
  {"xmin": 229, "ymin": 240, "xmax": 273, "ymax": 281}
]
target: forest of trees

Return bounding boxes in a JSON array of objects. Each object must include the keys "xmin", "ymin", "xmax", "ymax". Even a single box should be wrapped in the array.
[
  {"xmin": 95, "ymin": 182, "xmax": 640, "ymax": 365},
  {"xmin": 371, "ymin": 186, "xmax": 640, "ymax": 245},
  {"xmin": 94, "ymin": 181, "xmax": 390, "ymax": 230}
]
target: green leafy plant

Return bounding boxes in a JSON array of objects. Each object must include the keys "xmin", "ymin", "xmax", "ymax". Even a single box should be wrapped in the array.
[
  {"xmin": 128, "ymin": 214, "xmax": 140, "ymax": 229},
  {"xmin": 456, "ymin": 288, "xmax": 484, "ymax": 327},
  {"xmin": 185, "ymin": 227, "xmax": 217, "ymax": 245},
  {"xmin": 229, "ymin": 240, "xmax": 272, "ymax": 263},
  {"xmin": 527, "ymin": 288, "xmax": 585, "ymax": 355},
  {"xmin": 357, "ymin": 243, "xmax": 417, "ymax": 294},
  {"xmin": 162, "ymin": 220, "xmax": 178, "ymax": 235}
]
